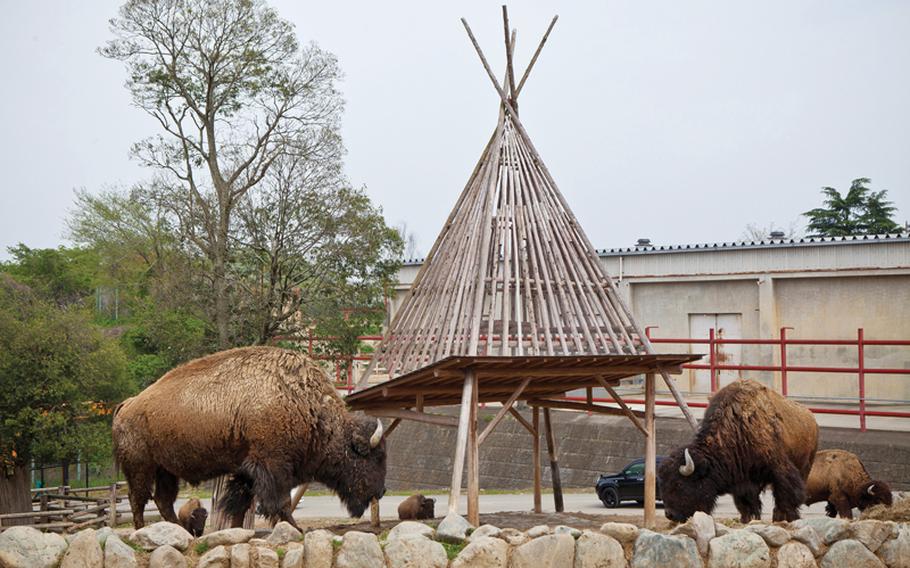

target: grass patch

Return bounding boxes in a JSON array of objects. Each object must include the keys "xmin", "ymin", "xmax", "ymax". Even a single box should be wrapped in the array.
[
  {"xmin": 194, "ymin": 541, "xmax": 210, "ymax": 555},
  {"xmin": 276, "ymin": 547, "xmax": 286, "ymax": 559},
  {"xmin": 124, "ymin": 539, "xmax": 145, "ymax": 553},
  {"xmin": 378, "ymin": 529, "xmax": 390, "ymax": 541},
  {"xmin": 332, "ymin": 539, "xmax": 343, "ymax": 551},
  {"xmin": 440, "ymin": 541, "xmax": 465, "ymax": 561}
]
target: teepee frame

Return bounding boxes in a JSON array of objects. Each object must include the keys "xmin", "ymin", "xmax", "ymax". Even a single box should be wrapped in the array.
[{"xmin": 350, "ymin": 7, "xmax": 699, "ymax": 528}]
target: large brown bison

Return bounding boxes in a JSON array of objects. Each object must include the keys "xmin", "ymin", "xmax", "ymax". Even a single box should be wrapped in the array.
[
  {"xmin": 805, "ymin": 449, "xmax": 893, "ymax": 519},
  {"xmin": 658, "ymin": 380, "xmax": 818, "ymax": 523},
  {"xmin": 113, "ymin": 346, "xmax": 386, "ymax": 529}
]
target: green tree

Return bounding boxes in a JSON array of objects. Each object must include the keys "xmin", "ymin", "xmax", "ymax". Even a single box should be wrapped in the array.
[
  {"xmin": 803, "ymin": 178, "xmax": 900, "ymax": 237},
  {"xmin": 101, "ymin": 0, "xmax": 344, "ymax": 349},
  {"xmin": 1, "ymin": 245, "xmax": 99, "ymax": 308},
  {"xmin": 0, "ymin": 275, "xmax": 134, "ymax": 518}
]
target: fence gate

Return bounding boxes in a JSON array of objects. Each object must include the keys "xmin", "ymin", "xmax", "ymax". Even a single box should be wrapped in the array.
[{"xmin": 688, "ymin": 313, "xmax": 742, "ymax": 392}]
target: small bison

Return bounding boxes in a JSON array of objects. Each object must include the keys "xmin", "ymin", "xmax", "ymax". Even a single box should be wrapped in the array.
[
  {"xmin": 806, "ymin": 449, "xmax": 893, "ymax": 519},
  {"xmin": 178, "ymin": 497, "xmax": 208, "ymax": 537},
  {"xmin": 398, "ymin": 494, "xmax": 435, "ymax": 520},
  {"xmin": 659, "ymin": 379, "xmax": 818, "ymax": 523}
]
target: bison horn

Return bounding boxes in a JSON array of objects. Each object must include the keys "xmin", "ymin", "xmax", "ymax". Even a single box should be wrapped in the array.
[
  {"xmin": 370, "ymin": 419, "xmax": 383, "ymax": 448},
  {"xmin": 679, "ymin": 448, "xmax": 695, "ymax": 477},
  {"xmin": 868, "ymin": 484, "xmax": 876, "ymax": 495}
]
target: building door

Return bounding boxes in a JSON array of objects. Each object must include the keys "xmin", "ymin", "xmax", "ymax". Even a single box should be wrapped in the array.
[{"xmin": 688, "ymin": 313, "xmax": 743, "ymax": 393}]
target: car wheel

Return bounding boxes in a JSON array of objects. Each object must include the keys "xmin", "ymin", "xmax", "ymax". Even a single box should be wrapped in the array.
[{"xmin": 600, "ymin": 488, "xmax": 619, "ymax": 508}]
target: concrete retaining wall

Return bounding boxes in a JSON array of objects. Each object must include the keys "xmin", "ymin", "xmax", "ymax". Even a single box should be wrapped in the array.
[{"xmin": 385, "ymin": 408, "xmax": 910, "ymax": 491}]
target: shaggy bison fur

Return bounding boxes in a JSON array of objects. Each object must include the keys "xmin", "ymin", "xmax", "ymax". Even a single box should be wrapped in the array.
[
  {"xmin": 398, "ymin": 494, "xmax": 436, "ymax": 520},
  {"xmin": 113, "ymin": 346, "xmax": 387, "ymax": 529},
  {"xmin": 806, "ymin": 449, "xmax": 893, "ymax": 519},
  {"xmin": 658, "ymin": 379, "xmax": 818, "ymax": 523},
  {"xmin": 177, "ymin": 497, "xmax": 207, "ymax": 537}
]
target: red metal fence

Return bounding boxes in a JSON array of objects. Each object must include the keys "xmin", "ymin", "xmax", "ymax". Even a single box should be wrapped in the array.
[
  {"xmin": 283, "ymin": 327, "xmax": 910, "ymax": 432},
  {"xmin": 611, "ymin": 327, "xmax": 910, "ymax": 432}
]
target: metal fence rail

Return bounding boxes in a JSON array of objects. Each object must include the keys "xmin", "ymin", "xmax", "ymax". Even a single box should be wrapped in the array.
[{"xmin": 603, "ymin": 327, "xmax": 910, "ymax": 432}]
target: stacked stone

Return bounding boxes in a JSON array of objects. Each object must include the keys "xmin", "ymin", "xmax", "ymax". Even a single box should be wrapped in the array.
[{"xmin": 1, "ymin": 515, "xmax": 909, "ymax": 567}]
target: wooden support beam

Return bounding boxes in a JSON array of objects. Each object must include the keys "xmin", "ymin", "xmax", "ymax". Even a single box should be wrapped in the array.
[
  {"xmin": 366, "ymin": 409, "xmax": 458, "ymax": 428},
  {"xmin": 467, "ymin": 371, "xmax": 480, "ymax": 526},
  {"xmin": 478, "ymin": 378, "xmax": 530, "ymax": 446},
  {"xmin": 595, "ymin": 377, "xmax": 648, "ymax": 436},
  {"xmin": 542, "ymin": 408, "xmax": 564, "ymax": 512},
  {"xmin": 532, "ymin": 407, "xmax": 542, "ymax": 513},
  {"xmin": 449, "ymin": 370, "xmax": 476, "ymax": 515},
  {"xmin": 508, "ymin": 407, "xmax": 535, "ymax": 435},
  {"xmin": 525, "ymin": 398, "xmax": 645, "ymax": 418},
  {"xmin": 430, "ymin": 365, "xmax": 683, "ymax": 379},
  {"xmin": 644, "ymin": 373, "xmax": 657, "ymax": 529},
  {"xmin": 383, "ymin": 418, "xmax": 402, "ymax": 440}
]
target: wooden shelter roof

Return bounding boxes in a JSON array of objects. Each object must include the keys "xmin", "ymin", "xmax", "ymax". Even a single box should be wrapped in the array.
[{"xmin": 346, "ymin": 353, "xmax": 701, "ymax": 409}]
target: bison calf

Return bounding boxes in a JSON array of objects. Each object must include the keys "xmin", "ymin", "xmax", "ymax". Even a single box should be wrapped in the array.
[
  {"xmin": 398, "ymin": 494, "xmax": 435, "ymax": 520},
  {"xmin": 177, "ymin": 497, "xmax": 208, "ymax": 537},
  {"xmin": 806, "ymin": 449, "xmax": 893, "ymax": 519}
]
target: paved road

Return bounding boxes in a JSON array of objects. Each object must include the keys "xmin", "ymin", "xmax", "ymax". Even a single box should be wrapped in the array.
[{"xmin": 163, "ymin": 490, "xmax": 832, "ymax": 523}]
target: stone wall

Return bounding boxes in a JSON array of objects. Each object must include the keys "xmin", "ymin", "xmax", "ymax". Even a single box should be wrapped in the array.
[
  {"xmin": 2, "ymin": 515, "xmax": 909, "ymax": 568},
  {"xmin": 385, "ymin": 409, "xmax": 910, "ymax": 491}
]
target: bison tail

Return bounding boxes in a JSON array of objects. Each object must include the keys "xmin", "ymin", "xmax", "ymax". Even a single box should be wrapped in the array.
[{"xmin": 220, "ymin": 473, "xmax": 255, "ymax": 518}]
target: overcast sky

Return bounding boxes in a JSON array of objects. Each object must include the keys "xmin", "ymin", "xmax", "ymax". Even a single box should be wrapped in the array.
[{"xmin": 1, "ymin": 1, "xmax": 908, "ymax": 260}]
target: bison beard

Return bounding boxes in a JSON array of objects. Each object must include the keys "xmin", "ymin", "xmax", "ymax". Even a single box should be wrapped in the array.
[
  {"xmin": 113, "ymin": 347, "xmax": 387, "ymax": 529},
  {"xmin": 658, "ymin": 380, "xmax": 818, "ymax": 524}
]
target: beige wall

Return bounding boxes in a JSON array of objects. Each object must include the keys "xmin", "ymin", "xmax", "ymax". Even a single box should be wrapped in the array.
[{"xmin": 392, "ymin": 239, "xmax": 910, "ymax": 404}]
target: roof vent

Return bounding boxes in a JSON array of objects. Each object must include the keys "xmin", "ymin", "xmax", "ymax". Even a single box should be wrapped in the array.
[
  {"xmin": 636, "ymin": 238, "xmax": 652, "ymax": 247},
  {"xmin": 769, "ymin": 231, "xmax": 785, "ymax": 239}
]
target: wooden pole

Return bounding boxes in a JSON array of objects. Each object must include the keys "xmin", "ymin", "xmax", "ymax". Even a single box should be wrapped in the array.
[
  {"xmin": 644, "ymin": 372, "xmax": 657, "ymax": 529},
  {"xmin": 107, "ymin": 483, "xmax": 118, "ymax": 527},
  {"xmin": 532, "ymin": 406, "xmax": 541, "ymax": 513},
  {"xmin": 370, "ymin": 498, "xmax": 380, "ymax": 528},
  {"xmin": 466, "ymin": 370, "xmax": 480, "ymax": 525},
  {"xmin": 448, "ymin": 369, "xmax": 476, "ymax": 514},
  {"xmin": 542, "ymin": 408, "xmax": 564, "ymax": 512}
]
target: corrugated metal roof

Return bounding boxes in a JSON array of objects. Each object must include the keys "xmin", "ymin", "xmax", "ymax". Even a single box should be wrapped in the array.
[{"xmin": 400, "ymin": 233, "xmax": 909, "ymax": 265}]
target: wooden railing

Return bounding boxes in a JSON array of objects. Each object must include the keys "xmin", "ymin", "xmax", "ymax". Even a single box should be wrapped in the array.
[{"xmin": 0, "ymin": 482, "xmax": 126, "ymax": 532}]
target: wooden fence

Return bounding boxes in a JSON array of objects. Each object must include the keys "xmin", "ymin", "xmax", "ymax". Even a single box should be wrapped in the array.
[{"xmin": 0, "ymin": 482, "xmax": 126, "ymax": 533}]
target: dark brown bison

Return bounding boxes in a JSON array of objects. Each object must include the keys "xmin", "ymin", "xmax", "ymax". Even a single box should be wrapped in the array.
[
  {"xmin": 658, "ymin": 380, "xmax": 818, "ymax": 523},
  {"xmin": 177, "ymin": 497, "xmax": 207, "ymax": 537},
  {"xmin": 398, "ymin": 494, "xmax": 436, "ymax": 520},
  {"xmin": 806, "ymin": 449, "xmax": 893, "ymax": 519},
  {"xmin": 113, "ymin": 346, "xmax": 386, "ymax": 529}
]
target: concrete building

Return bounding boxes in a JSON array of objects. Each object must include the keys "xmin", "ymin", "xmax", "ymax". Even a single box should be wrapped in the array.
[{"xmin": 393, "ymin": 233, "xmax": 910, "ymax": 404}]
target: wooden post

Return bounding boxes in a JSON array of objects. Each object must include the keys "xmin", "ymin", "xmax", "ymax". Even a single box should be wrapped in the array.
[
  {"xmin": 370, "ymin": 498, "xmax": 380, "ymax": 528},
  {"xmin": 449, "ymin": 369, "xmax": 477, "ymax": 515},
  {"xmin": 532, "ymin": 406, "xmax": 541, "ymax": 513},
  {"xmin": 467, "ymin": 370, "xmax": 480, "ymax": 526},
  {"xmin": 644, "ymin": 372, "xmax": 657, "ymax": 529},
  {"xmin": 542, "ymin": 408, "xmax": 564, "ymax": 512},
  {"xmin": 108, "ymin": 483, "xmax": 118, "ymax": 527}
]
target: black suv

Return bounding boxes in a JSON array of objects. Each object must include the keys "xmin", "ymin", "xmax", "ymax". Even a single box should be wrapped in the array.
[{"xmin": 595, "ymin": 457, "xmax": 664, "ymax": 508}]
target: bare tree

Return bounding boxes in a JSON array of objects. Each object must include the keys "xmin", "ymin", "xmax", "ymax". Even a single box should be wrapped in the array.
[
  {"xmin": 395, "ymin": 222, "xmax": 421, "ymax": 260},
  {"xmin": 233, "ymin": 153, "xmax": 402, "ymax": 344},
  {"xmin": 740, "ymin": 221, "xmax": 801, "ymax": 242},
  {"xmin": 101, "ymin": 0, "xmax": 343, "ymax": 348}
]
